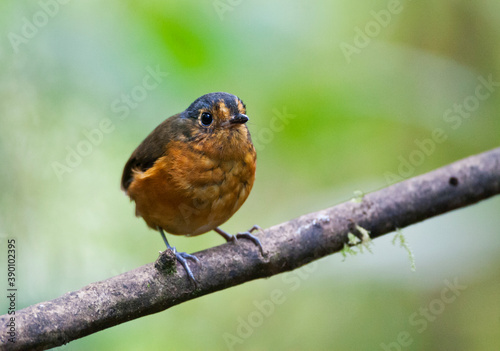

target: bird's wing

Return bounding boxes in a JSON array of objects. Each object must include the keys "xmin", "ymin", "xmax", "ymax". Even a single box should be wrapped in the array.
[{"xmin": 121, "ymin": 115, "xmax": 178, "ymax": 191}]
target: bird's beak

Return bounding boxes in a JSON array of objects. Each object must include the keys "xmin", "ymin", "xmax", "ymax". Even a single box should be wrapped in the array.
[{"xmin": 229, "ymin": 114, "xmax": 249, "ymax": 125}]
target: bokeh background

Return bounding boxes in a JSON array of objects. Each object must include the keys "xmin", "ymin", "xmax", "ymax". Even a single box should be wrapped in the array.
[{"xmin": 1, "ymin": 0, "xmax": 499, "ymax": 350}]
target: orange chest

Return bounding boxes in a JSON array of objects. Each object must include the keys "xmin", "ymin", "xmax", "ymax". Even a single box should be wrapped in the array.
[
  {"xmin": 127, "ymin": 139, "xmax": 256, "ymax": 235},
  {"xmin": 160, "ymin": 139, "xmax": 256, "ymax": 195}
]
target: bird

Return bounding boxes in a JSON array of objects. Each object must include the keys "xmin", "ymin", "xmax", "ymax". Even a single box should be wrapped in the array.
[{"xmin": 121, "ymin": 92, "xmax": 263, "ymax": 286}]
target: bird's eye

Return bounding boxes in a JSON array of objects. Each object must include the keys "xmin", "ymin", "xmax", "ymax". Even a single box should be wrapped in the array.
[{"xmin": 200, "ymin": 112, "xmax": 213, "ymax": 126}]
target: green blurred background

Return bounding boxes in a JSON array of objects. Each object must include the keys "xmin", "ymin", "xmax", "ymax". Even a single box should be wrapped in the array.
[{"xmin": 1, "ymin": 0, "xmax": 499, "ymax": 350}]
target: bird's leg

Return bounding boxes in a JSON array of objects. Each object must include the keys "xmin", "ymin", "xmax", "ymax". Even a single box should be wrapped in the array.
[
  {"xmin": 214, "ymin": 225, "xmax": 264, "ymax": 256},
  {"xmin": 158, "ymin": 227, "xmax": 200, "ymax": 287}
]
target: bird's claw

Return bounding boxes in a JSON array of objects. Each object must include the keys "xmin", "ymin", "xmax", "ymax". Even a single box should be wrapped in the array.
[
  {"xmin": 173, "ymin": 250, "xmax": 200, "ymax": 288},
  {"xmin": 217, "ymin": 225, "xmax": 265, "ymax": 256}
]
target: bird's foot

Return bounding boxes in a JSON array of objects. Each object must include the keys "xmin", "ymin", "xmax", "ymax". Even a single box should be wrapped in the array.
[
  {"xmin": 158, "ymin": 226, "xmax": 200, "ymax": 288},
  {"xmin": 215, "ymin": 225, "xmax": 265, "ymax": 256},
  {"xmin": 171, "ymin": 247, "xmax": 200, "ymax": 288}
]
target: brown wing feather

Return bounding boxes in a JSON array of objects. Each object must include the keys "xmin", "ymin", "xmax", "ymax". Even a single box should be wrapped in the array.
[{"xmin": 121, "ymin": 114, "xmax": 180, "ymax": 191}]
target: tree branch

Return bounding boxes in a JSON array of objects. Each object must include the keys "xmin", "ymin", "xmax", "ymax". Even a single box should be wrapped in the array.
[{"xmin": 2, "ymin": 148, "xmax": 500, "ymax": 350}]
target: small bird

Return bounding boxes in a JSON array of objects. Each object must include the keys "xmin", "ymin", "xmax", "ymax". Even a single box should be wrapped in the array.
[{"xmin": 121, "ymin": 92, "xmax": 263, "ymax": 286}]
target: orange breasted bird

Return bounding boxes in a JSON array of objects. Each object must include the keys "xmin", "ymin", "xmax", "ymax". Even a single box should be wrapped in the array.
[{"xmin": 121, "ymin": 92, "xmax": 263, "ymax": 285}]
